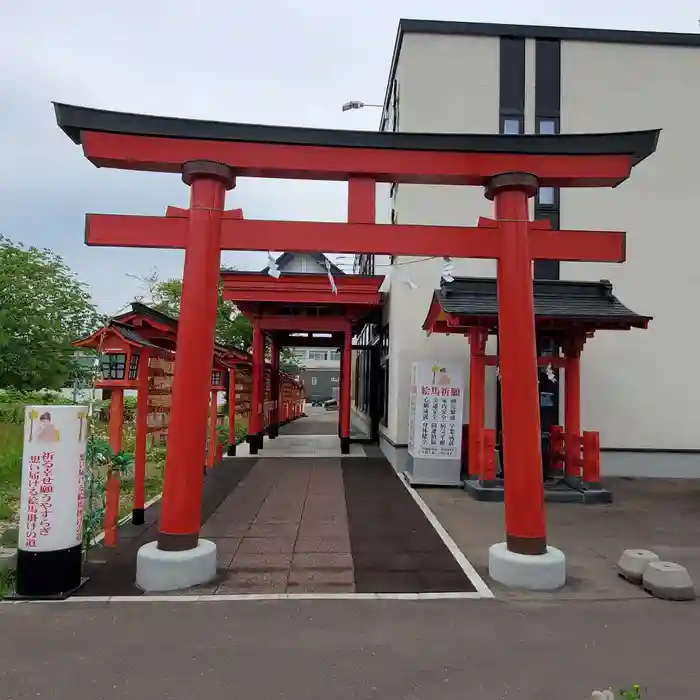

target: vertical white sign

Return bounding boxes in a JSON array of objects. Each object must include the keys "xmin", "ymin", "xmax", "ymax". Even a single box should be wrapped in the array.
[
  {"xmin": 18, "ymin": 406, "xmax": 88, "ymax": 553},
  {"xmin": 408, "ymin": 363, "xmax": 465, "ymax": 460},
  {"xmin": 407, "ymin": 363, "xmax": 417, "ymax": 454}
]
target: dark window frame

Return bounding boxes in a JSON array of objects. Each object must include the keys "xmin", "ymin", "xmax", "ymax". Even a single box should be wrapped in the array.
[
  {"xmin": 499, "ymin": 115, "xmax": 524, "ymax": 135},
  {"xmin": 128, "ymin": 353, "xmax": 140, "ymax": 380},
  {"xmin": 100, "ymin": 352, "xmax": 127, "ymax": 381},
  {"xmin": 535, "ymin": 116, "xmax": 561, "ymax": 208},
  {"xmin": 379, "ymin": 324, "xmax": 390, "ymax": 427}
]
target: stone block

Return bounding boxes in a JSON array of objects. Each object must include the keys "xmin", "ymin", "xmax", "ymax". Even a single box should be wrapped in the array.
[
  {"xmin": 617, "ymin": 549, "xmax": 659, "ymax": 584},
  {"xmin": 643, "ymin": 561, "xmax": 696, "ymax": 601}
]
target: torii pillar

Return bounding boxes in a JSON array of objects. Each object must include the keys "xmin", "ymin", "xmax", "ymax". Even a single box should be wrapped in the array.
[
  {"xmin": 339, "ymin": 325, "xmax": 352, "ymax": 454},
  {"xmin": 248, "ymin": 319, "xmax": 265, "ymax": 454},
  {"xmin": 136, "ymin": 161, "xmax": 234, "ymax": 591},
  {"xmin": 467, "ymin": 329, "xmax": 487, "ymax": 480},
  {"xmin": 269, "ymin": 340, "xmax": 280, "ymax": 438},
  {"xmin": 484, "ymin": 172, "xmax": 562, "ymax": 590}
]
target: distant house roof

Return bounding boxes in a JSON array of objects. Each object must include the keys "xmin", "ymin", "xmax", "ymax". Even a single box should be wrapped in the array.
[
  {"xmin": 260, "ymin": 252, "xmax": 344, "ymax": 276},
  {"xmin": 119, "ymin": 301, "xmax": 250, "ymax": 357},
  {"xmin": 108, "ymin": 321, "xmax": 171, "ymax": 350},
  {"xmin": 425, "ymin": 277, "xmax": 651, "ymax": 332},
  {"xmin": 127, "ymin": 301, "xmax": 179, "ymax": 328}
]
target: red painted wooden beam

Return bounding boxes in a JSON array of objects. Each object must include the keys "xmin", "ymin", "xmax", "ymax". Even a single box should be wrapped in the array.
[
  {"xmin": 86, "ymin": 214, "xmax": 626, "ymax": 264},
  {"xmin": 221, "ymin": 272, "xmax": 383, "ymax": 296},
  {"xmin": 257, "ymin": 316, "xmax": 351, "ymax": 332},
  {"xmin": 529, "ymin": 228, "xmax": 625, "ymax": 263},
  {"xmin": 81, "ymin": 132, "xmax": 635, "ymax": 187},
  {"xmin": 218, "ymin": 221, "xmax": 505, "ymax": 258},
  {"xmin": 224, "ymin": 289, "xmax": 380, "ymax": 305},
  {"xmin": 166, "ymin": 205, "xmax": 243, "ymax": 219},
  {"xmin": 85, "ymin": 214, "xmax": 187, "ymax": 248}
]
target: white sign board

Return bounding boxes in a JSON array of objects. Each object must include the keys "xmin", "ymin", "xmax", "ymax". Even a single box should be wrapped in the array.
[
  {"xmin": 18, "ymin": 406, "xmax": 88, "ymax": 553},
  {"xmin": 408, "ymin": 363, "xmax": 465, "ymax": 460}
]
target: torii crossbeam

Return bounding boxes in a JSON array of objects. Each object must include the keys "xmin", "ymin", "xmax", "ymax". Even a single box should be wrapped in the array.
[{"xmin": 54, "ymin": 102, "xmax": 658, "ymax": 590}]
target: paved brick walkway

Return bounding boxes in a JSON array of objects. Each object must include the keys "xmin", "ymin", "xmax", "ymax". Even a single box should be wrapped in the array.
[
  {"xmin": 199, "ymin": 457, "xmax": 354, "ymax": 594},
  {"xmin": 71, "ymin": 412, "xmax": 476, "ymax": 596},
  {"xmin": 280, "ymin": 408, "xmax": 338, "ymax": 435},
  {"xmin": 72, "ymin": 413, "xmax": 476, "ymax": 596},
  {"xmin": 238, "ymin": 434, "xmax": 366, "ymax": 458}
]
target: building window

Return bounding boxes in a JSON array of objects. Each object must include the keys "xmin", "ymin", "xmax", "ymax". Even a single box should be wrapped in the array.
[
  {"xmin": 309, "ymin": 350, "xmax": 327, "ymax": 361},
  {"xmin": 501, "ymin": 117, "xmax": 523, "ymax": 135},
  {"xmin": 538, "ymin": 119, "xmax": 557, "ymax": 135},
  {"xmin": 311, "ymin": 376, "xmax": 317, "ymax": 386},
  {"xmin": 534, "ymin": 117, "xmax": 561, "ymax": 281},
  {"xmin": 100, "ymin": 353, "xmax": 127, "ymax": 381},
  {"xmin": 538, "ymin": 187, "xmax": 556, "ymax": 206},
  {"xmin": 330, "ymin": 351, "xmax": 341, "ymax": 361},
  {"xmin": 536, "ymin": 118, "xmax": 559, "ymax": 206}
]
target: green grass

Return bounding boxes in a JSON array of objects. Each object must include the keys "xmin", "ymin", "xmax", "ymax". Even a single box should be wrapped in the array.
[
  {"xmin": 0, "ymin": 528, "xmax": 18, "ymax": 547},
  {"xmin": 0, "ymin": 414, "xmax": 249, "ymax": 528},
  {"xmin": 0, "ymin": 422, "xmax": 23, "ymax": 487},
  {"xmin": 0, "ymin": 568, "xmax": 15, "ymax": 599},
  {"xmin": 0, "ymin": 422, "xmax": 22, "ymax": 527}
]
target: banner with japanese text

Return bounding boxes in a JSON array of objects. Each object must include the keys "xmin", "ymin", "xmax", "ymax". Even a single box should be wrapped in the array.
[
  {"xmin": 18, "ymin": 405, "xmax": 88, "ymax": 553},
  {"xmin": 408, "ymin": 362, "xmax": 465, "ymax": 460}
]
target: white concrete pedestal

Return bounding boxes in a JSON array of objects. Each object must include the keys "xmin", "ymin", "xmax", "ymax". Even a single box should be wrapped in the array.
[
  {"xmin": 489, "ymin": 542, "xmax": 566, "ymax": 591},
  {"xmin": 136, "ymin": 539, "xmax": 217, "ymax": 592}
]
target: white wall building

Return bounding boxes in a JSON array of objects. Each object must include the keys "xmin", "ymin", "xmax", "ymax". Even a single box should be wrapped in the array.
[{"xmin": 355, "ymin": 20, "xmax": 700, "ymax": 478}]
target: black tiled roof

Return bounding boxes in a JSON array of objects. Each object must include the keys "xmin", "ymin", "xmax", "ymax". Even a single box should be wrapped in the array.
[
  {"xmin": 129, "ymin": 301, "xmax": 178, "ymax": 328},
  {"xmin": 107, "ymin": 321, "xmax": 167, "ymax": 349},
  {"xmin": 54, "ymin": 103, "xmax": 659, "ymax": 172},
  {"xmin": 435, "ymin": 277, "xmax": 651, "ymax": 329},
  {"xmin": 121, "ymin": 302, "xmax": 248, "ymax": 356}
]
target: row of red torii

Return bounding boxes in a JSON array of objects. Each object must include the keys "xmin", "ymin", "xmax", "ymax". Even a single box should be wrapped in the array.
[
  {"xmin": 74, "ymin": 302, "xmax": 306, "ymax": 544},
  {"xmin": 55, "ymin": 101, "xmax": 659, "ymax": 590}
]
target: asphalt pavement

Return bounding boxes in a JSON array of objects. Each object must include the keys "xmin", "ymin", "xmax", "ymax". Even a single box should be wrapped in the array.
[{"xmin": 1, "ymin": 596, "xmax": 697, "ymax": 699}]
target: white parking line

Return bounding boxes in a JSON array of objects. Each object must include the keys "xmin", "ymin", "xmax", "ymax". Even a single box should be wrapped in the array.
[{"xmin": 398, "ymin": 472, "xmax": 494, "ymax": 598}]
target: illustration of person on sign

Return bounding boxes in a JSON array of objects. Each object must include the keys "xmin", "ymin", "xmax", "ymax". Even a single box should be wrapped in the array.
[{"xmin": 36, "ymin": 412, "xmax": 60, "ymax": 443}]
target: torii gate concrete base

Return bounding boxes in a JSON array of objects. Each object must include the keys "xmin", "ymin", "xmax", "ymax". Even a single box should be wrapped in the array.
[
  {"xmin": 136, "ymin": 539, "xmax": 217, "ymax": 592},
  {"xmin": 489, "ymin": 542, "xmax": 566, "ymax": 591}
]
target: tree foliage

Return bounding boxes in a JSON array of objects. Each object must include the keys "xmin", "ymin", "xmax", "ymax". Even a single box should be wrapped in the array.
[
  {"xmin": 146, "ymin": 275, "xmax": 252, "ymax": 350},
  {"xmin": 141, "ymin": 272, "xmax": 302, "ymax": 370},
  {"xmin": 0, "ymin": 236, "xmax": 101, "ymax": 390}
]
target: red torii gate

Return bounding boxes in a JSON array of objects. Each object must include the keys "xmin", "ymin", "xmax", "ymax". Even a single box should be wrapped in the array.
[
  {"xmin": 222, "ymin": 270, "xmax": 383, "ymax": 454},
  {"xmin": 54, "ymin": 103, "xmax": 658, "ymax": 588}
]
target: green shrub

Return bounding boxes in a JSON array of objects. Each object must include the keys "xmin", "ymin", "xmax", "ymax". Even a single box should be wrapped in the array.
[
  {"xmin": 0, "ymin": 568, "xmax": 16, "ymax": 599},
  {"xmin": 0, "ymin": 422, "xmax": 22, "ymax": 489},
  {"xmin": 0, "ymin": 528, "xmax": 18, "ymax": 547},
  {"xmin": 0, "ymin": 389, "xmax": 75, "ymax": 425}
]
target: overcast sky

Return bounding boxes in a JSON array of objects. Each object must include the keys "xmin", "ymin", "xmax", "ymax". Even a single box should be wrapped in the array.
[{"xmin": 1, "ymin": 1, "xmax": 695, "ymax": 313}]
